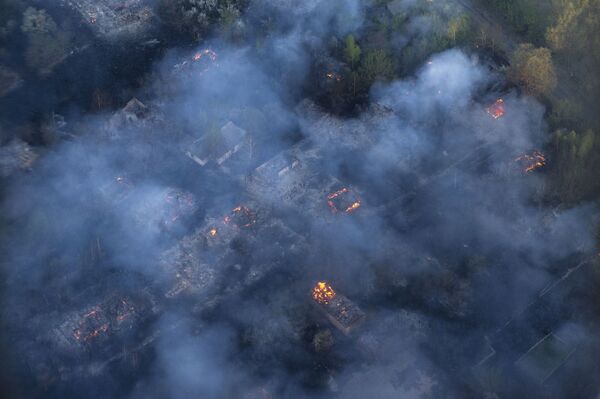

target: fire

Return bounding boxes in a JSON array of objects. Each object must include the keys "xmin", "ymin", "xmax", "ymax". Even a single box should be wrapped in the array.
[
  {"xmin": 486, "ymin": 99, "xmax": 505, "ymax": 119},
  {"xmin": 346, "ymin": 201, "xmax": 361, "ymax": 212},
  {"xmin": 327, "ymin": 187, "xmax": 362, "ymax": 213},
  {"xmin": 73, "ymin": 308, "xmax": 109, "ymax": 342},
  {"xmin": 326, "ymin": 72, "xmax": 342, "ymax": 82},
  {"xmin": 193, "ymin": 49, "xmax": 218, "ymax": 62},
  {"xmin": 209, "ymin": 227, "xmax": 218, "ymax": 237},
  {"xmin": 116, "ymin": 298, "xmax": 135, "ymax": 322},
  {"xmin": 515, "ymin": 151, "xmax": 547, "ymax": 173},
  {"xmin": 224, "ymin": 205, "xmax": 256, "ymax": 228},
  {"xmin": 312, "ymin": 282, "xmax": 336, "ymax": 304}
]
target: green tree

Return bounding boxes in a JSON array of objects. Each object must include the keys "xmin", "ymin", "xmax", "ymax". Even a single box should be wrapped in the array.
[
  {"xmin": 447, "ymin": 15, "xmax": 471, "ymax": 44},
  {"xmin": 552, "ymin": 129, "xmax": 600, "ymax": 202},
  {"xmin": 508, "ymin": 43, "xmax": 557, "ymax": 97},
  {"xmin": 546, "ymin": 0, "xmax": 600, "ymax": 109},
  {"xmin": 343, "ymin": 34, "xmax": 361, "ymax": 69},
  {"xmin": 357, "ymin": 49, "xmax": 395, "ymax": 90},
  {"xmin": 158, "ymin": 0, "xmax": 244, "ymax": 41}
]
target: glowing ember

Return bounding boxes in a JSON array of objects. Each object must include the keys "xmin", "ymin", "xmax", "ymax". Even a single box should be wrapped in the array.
[
  {"xmin": 486, "ymin": 99, "xmax": 505, "ymax": 119},
  {"xmin": 115, "ymin": 298, "xmax": 135, "ymax": 322},
  {"xmin": 327, "ymin": 187, "xmax": 362, "ymax": 213},
  {"xmin": 72, "ymin": 308, "xmax": 109, "ymax": 342},
  {"xmin": 312, "ymin": 282, "xmax": 336, "ymax": 304},
  {"xmin": 346, "ymin": 201, "xmax": 361, "ymax": 212},
  {"xmin": 515, "ymin": 151, "xmax": 547, "ymax": 173},
  {"xmin": 326, "ymin": 72, "xmax": 342, "ymax": 82},
  {"xmin": 224, "ymin": 206, "xmax": 256, "ymax": 228},
  {"xmin": 193, "ymin": 49, "xmax": 217, "ymax": 63}
]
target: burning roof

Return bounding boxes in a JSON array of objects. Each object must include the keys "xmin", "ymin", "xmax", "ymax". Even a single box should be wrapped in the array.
[
  {"xmin": 486, "ymin": 98, "xmax": 505, "ymax": 119},
  {"xmin": 173, "ymin": 48, "xmax": 218, "ymax": 75},
  {"xmin": 224, "ymin": 205, "xmax": 257, "ymax": 229},
  {"xmin": 56, "ymin": 293, "xmax": 156, "ymax": 348},
  {"xmin": 327, "ymin": 187, "xmax": 362, "ymax": 214},
  {"xmin": 514, "ymin": 151, "xmax": 547, "ymax": 173},
  {"xmin": 312, "ymin": 281, "xmax": 336, "ymax": 304},
  {"xmin": 312, "ymin": 282, "xmax": 365, "ymax": 335}
]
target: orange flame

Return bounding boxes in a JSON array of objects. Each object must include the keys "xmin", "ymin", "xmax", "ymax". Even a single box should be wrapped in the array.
[
  {"xmin": 312, "ymin": 281, "xmax": 336, "ymax": 304},
  {"xmin": 346, "ymin": 201, "xmax": 361, "ymax": 213},
  {"xmin": 515, "ymin": 151, "xmax": 546, "ymax": 173},
  {"xmin": 486, "ymin": 99, "xmax": 505, "ymax": 119},
  {"xmin": 209, "ymin": 227, "xmax": 218, "ymax": 237},
  {"xmin": 327, "ymin": 188, "xmax": 361, "ymax": 213},
  {"xmin": 224, "ymin": 206, "xmax": 256, "ymax": 228},
  {"xmin": 193, "ymin": 49, "xmax": 218, "ymax": 62}
]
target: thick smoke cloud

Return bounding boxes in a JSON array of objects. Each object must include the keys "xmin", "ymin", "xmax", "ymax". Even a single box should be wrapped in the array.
[{"xmin": 0, "ymin": 0, "xmax": 597, "ymax": 398}]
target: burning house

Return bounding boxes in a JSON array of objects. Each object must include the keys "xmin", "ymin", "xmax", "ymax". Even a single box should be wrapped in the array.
[
  {"xmin": 53, "ymin": 291, "xmax": 158, "ymax": 350},
  {"xmin": 22, "ymin": 288, "xmax": 161, "ymax": 385},
  {"xmin": 62, "ymin": 0, "xmax": 155, "ymax": 41},
  {"xmin": 311, "ymin": 281, "xmax": 365, "ymax": 335},
  {"xmin": 173, "ymin": 49, "xmax": 218, "ymax": 76},
  {"xmin": 185, "ymin": 121, "xmax": 252, "ymax": 174},
  {"xmin": 247, "ymin": 139, "xmax": 366, "ymax": 221},
  {"xmin": 160, "ymin": 203, "xmax": 307, "ymax": 311},
  {"xmin": 327, "ymin": 187, "xmax": 362, "ymax": 214},
  {"xmin": 514, "ymin": 151, "xmax": 547, "ymax": 174},
  {"xmin": 486, "ymin": 98, "xmax": 506, "ymax": 119}
]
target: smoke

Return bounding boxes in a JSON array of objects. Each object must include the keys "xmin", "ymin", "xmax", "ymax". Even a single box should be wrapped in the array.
[{"xmin": 0, "ymin": 0, "xmax": 598, "ymax": 398}]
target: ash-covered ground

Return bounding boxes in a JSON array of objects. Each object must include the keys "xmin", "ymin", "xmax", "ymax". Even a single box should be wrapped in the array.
[{"xmin": 1, "ymin": 1, "xmax": 599, "ymax": 398}]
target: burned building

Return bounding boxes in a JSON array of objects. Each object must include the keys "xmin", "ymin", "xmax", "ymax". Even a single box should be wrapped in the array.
[
  {"xmin": 106, "ymin": 97, "xmax": 160, "ymax": 134},
  {"xmin": 247, "ymin": 140, "xmax": 321, "ymax": 205},
  {"xmin": 24, "ymin": 289, "xmax": 160, "ymax": 385},
  {"xmin": 160, "ymin": 232, "xmax": 217, "ymax": 300},
  {"xmin": 185, "ymin": 121, "xmax": 253, "ymax": 174},
  {"xmin": 247, "ymin": 140, "xmax": 367, "ymax": 222},
  {"xmin": 172, "ymin": 49, "xmax": 219, "ymax": 76},
  {"xmin": 61, "ymin": 0, "xmax": 155, "ymax": 41},
  {"xmin": 160, "ymin": 202, "xmax": 307, "ymax": 309},
  {"xmin": 296, "ymin": 100, "xmax": 377, "ymax": 153},
  {"xmin": 311, "ymin": 282, "xmax": 365, "ymax": 335}
]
